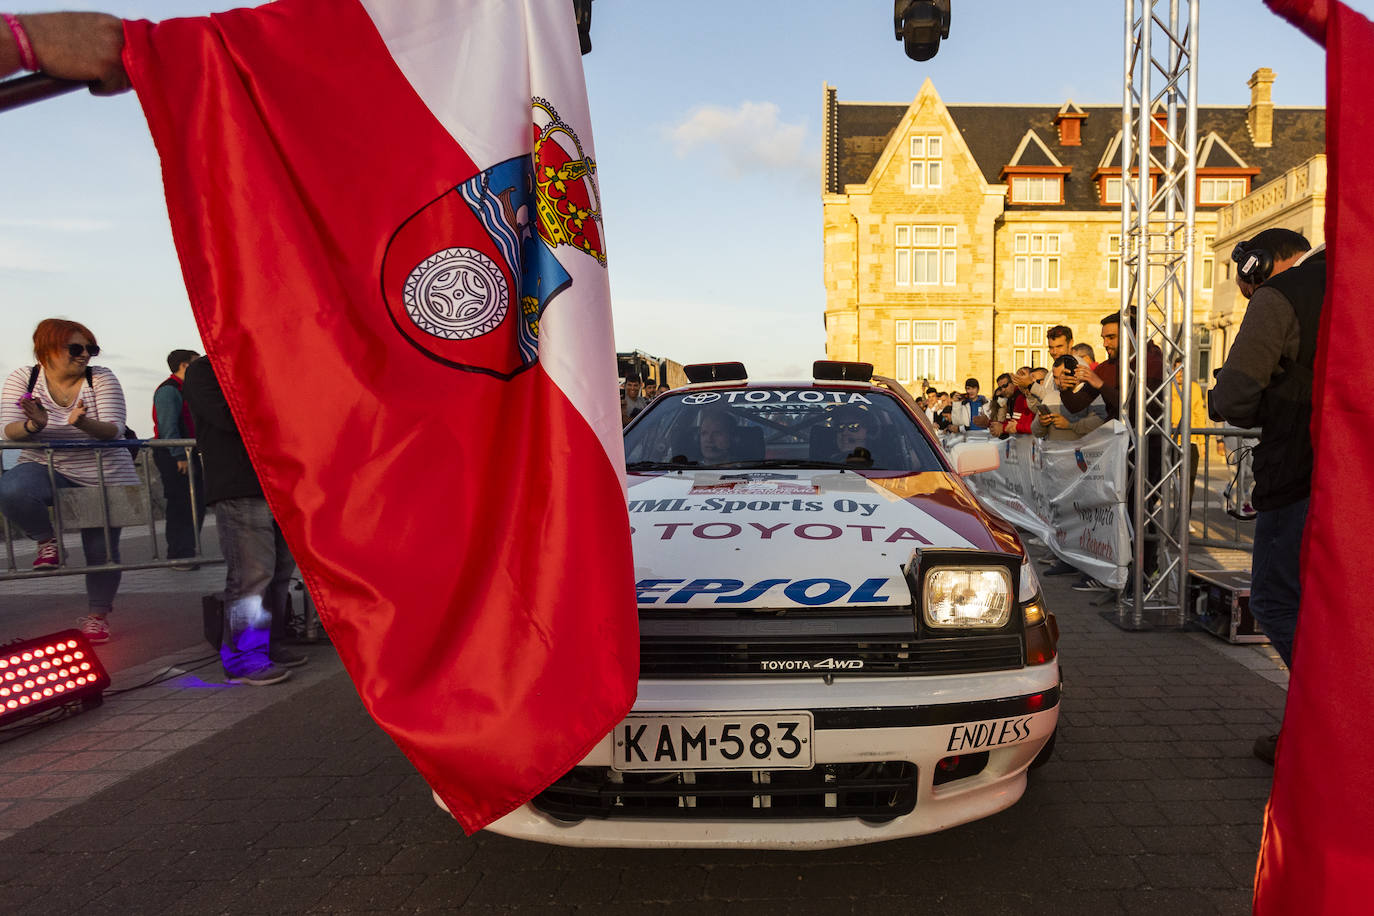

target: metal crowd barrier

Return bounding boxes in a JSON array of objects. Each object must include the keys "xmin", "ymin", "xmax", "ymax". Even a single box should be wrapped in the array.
[
  {"xmin": 1188, "ymin": 426, "xmax": 1259, "ymax": 553},
  {"xmin": 940, "ymin": 424, "xmax": 1258, "ymax": 558},
  {"xmin": 0, "ymin": 438, "xmax": 221, "ymax": 580}
]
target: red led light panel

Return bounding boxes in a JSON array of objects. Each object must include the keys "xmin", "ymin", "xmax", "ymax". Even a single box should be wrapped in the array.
[{"xmin": 0, "ymin": 629, "xmax": 110, "ymax": 725}]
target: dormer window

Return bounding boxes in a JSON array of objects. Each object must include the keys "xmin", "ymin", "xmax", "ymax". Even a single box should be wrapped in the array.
[
  {"xmin": 1199, "ymin": 178, "xmax": 1248, "ymax": 204},
  {"xmin": 1011, "ymin": 176, "xmax": 1062, "ymax": 204},
  {"xmin": 909, "ymin": 135, "xmax": 943, "ymax": 189},
  {"xmin": 1001, "ymin": 130, "xmax": 1069, "ymax": 205},
  {"xmin": 1195, "ymin": 133, "xmax": 1260, "ymax": 207},
  {"xmin": 1094, "ymin": 131, "xmax": 1160, "ymax": 206}
]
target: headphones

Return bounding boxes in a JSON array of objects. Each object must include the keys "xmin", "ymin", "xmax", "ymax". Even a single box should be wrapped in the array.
[{"xmin": 1231, "ymin": 240, "xmax": 1274, "ymax": 286}]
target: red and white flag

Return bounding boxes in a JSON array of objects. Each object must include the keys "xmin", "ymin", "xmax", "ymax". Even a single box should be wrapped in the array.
[
  {"xmin": 122, "ymin": 0, "xmax": 638, "ymax": 832},
  {"xmin": 1256, "ymin": 1, "xmax": 1374, "ymax": 910}
]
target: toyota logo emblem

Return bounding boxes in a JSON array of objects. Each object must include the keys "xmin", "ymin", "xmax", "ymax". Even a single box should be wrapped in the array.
[{"xmin": 681, "ymin": 392, "xmax": 721, "ymax": 405}]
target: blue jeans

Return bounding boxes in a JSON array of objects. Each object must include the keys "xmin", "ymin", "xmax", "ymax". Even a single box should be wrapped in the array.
[
  {"xmin": 0, "ymin": 461, "xmax": 122, "ymax": 613},
  {"xmin": 1250, "ymin": 497, "xmax": 1308, "ymax": 669},
  {"xmin": 214, "ymin": 497, "xmax": 295, "ymax": 677}
]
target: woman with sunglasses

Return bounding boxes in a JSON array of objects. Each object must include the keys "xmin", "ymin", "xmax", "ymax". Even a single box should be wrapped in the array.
[{"xmin": 0, "ymin": 319, "xmax": 139, "ymax": 642}]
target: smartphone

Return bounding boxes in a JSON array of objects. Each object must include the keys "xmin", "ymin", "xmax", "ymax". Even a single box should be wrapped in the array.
[{"xmin": 1033, "ymin": 403, "xmax": 1053, "ymax": 417}]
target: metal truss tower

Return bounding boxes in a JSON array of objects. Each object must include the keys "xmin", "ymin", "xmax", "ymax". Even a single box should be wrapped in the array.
[{"xmin": 1116, "ymin": 0, "xmax": 1200, "ymax": 627}]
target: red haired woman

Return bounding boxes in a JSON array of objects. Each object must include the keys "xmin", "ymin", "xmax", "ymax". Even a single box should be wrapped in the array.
[{"xmin": 1, "ymin": 319, "xmax": 138, "ymax": 642}]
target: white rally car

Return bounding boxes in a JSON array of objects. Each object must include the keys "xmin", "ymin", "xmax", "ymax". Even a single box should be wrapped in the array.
[{"xmin": 489, "ymin": 361, "xmax": 1060, "ymax": 849}]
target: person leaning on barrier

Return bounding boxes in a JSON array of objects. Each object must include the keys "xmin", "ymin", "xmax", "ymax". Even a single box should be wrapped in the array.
[
  {"xmin": 1033, "ymin": 356, "xmax": 1106, "ymax": 442},
  {"xmin": 950, "ymin": 378, "xmax": 988, "ymax": 432},
  {"xmin": 989, "ymin": 371, "xmax": 1035, "ymax": 438},
  {"xmin": 0, "ymin": 319, "xmax": 138, "ymax": 643},
  {"xmin": 182, "ymin": 356, "xmax": 306, "ymax": 686},
  {"xmin": 1209, "ymin": 228, "xmax": 1322, "ymax": 765},
  {"xmin": 152, "ymin": 348, "xmax": 205, "ymax": 566}
]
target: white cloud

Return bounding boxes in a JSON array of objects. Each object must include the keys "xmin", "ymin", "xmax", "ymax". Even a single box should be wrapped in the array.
[
  {"xmin": 665, "ymin": 102, "xmax": 813, "ymax": 177},
  {"xmin": 0, "ymin": 217, "xmax": 114, "ymax": 232},
  {"xmin": 0, "ymin": 239, "xmax": 65, "ymax": 273}
]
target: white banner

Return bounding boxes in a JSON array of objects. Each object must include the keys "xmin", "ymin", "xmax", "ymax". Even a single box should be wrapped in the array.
[{"xmin": 953, "ymin": 423, "xmax": 1131, "ymax": 588}]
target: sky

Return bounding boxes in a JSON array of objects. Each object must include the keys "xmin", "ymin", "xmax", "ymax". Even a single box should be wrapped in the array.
[{"xmin": 1, "ymin": 0, "xmax": 1365, "ymax": 419}]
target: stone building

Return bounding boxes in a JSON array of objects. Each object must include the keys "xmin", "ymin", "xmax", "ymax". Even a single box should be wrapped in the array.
[
  {"xmin": 1206, "ymin": 154, "xmax": 1326, "ymax": 368},
  {"xmin": 821, "ymin": 69, "xmax": 1324, "ymax": 391}
]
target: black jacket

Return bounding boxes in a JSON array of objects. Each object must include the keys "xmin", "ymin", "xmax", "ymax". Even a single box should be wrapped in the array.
[
  {"xmin": 1213, "ymin": 248, "xmax": 1325, "ymax": 510},
  {"xmin": 181, "ymin": 356, "xmax": 264, "ymax": 504}
]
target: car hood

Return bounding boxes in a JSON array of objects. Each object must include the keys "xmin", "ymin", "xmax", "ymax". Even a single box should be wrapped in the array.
[{"xmin": 628, "ymin": 469, "xmax": 1020, "ymax": 610}]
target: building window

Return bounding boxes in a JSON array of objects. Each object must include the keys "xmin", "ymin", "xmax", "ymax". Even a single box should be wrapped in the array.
[
  {"xmin": 908, "ymin": 135, "xmax": 943, "ymax": 189},
  {"xmin": 1107, "ymin": 233, "xmax": 1121, "ymax": 291},
  {"xmin": 1011, "ymin": 176, "xmax": 1061, "ymax": 204},
  {"xmin": 1194, "ymin": 327, "xmax": 1213, "ymax": 384},
  {"xmin": 1013, "ymin": 232, "xmax": 1060, "ymax": 292},
  {"xmin": 1199, "ymin": 177, "xmax": 1247, "ymax": 204},
  {"xmin": 1103, "ymin": 177, "xmax": 1122, "ymax": 204},
  {"xmin": 895, "ymin": 224, "xmax": 957, "ymax": 287},
  {"xmin": 1012, "ymin": 324, "xmax": 1050, "ymax": 369},
  {"xmin": 894, "ymin": 317, "xmax": 956, "ymax": 384},
  {"xmin": 1201, "ymin": 234, "xmax": 1215, "ymax": 292}
]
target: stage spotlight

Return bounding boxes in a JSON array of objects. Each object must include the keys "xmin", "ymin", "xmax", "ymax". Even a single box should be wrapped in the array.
[
  {"xmin": 0, "ymin": 630, "xmax": 110, "ymax": 726},
  {"xmin": 894, "ymin": 0, "xmax": 952, "ymax": 62}
]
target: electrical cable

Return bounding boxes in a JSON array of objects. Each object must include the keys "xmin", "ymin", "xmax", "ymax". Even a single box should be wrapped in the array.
[{"xmin": 104, "ymin": 653, "xmax": 219, "ymax": 696}]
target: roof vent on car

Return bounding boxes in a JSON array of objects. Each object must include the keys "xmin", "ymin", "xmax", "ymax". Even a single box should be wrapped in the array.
[
  {"xmin": 684, "ymin": 362, "xmax": 748, "ymax": 384},
  {"xmin": 813, "ymin": 360, "xmax": 874, "ymax": 382}
]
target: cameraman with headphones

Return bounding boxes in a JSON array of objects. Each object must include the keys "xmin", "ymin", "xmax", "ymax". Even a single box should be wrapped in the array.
[{"xmin": 1210, "ymin": 227, "xmax": 1324, "ymax": 765}]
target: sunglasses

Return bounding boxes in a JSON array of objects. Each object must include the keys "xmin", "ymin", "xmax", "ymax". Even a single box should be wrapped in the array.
[{"xmin": 67, "ymin": 344, "xmax": 100, "ymax": 358}]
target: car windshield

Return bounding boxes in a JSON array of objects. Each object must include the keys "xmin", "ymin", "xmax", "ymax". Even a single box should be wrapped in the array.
[{"xmin": 624, "ymin": 387, "xmax": 946, "ymax": 473}]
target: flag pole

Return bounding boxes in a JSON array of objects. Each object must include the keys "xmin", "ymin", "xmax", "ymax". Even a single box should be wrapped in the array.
[{"xmin": 0, "ymin": 73, "xmax": 86, "ymax": 113}]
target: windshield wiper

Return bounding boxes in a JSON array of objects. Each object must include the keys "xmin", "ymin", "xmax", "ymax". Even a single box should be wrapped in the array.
[
  {"xmin": 709, "ymin": 458, "xmax": 859, "ymax": 470},
  {"xmin": 626, "ymin": 460, "xmax": 694, "ymax": 471}
]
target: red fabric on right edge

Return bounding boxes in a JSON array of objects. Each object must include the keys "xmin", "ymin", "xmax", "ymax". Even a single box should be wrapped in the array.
[{"xmin": 1254, "ymin": 3, "xmax": 1374, "ymax": 912}]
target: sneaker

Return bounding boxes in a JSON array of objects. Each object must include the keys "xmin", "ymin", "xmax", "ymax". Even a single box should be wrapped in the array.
[
  {"xmin": 33, "ymin": 538, "xmax": 59, "ymax": 570},
  {"xmin": 226, "ymin": 665, "xmax": 292, "ymax": 687},
  {"xmin": 269, "ymin": 647, "xmax": 309, "ymax": 668},
  {"xmin": 1071, "ymin": 575, "xmax": 1110, "ymax": 592},
  {"xmin": 1042, "ymin": 559, "xmax": 1078, "ymax": 577},
  {"xmin": 78, "ymin": 614, "xmax": 110, "ymax": 643},
  {"xmin": 1253, "ymin": 733, "xmax": 1278, "ymax": 766}
]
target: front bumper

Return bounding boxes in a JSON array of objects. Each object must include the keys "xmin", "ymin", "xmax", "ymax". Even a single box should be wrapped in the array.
[{"xmin": 482, "ymin": 662, "xmax": 1060, "ymax": 849}]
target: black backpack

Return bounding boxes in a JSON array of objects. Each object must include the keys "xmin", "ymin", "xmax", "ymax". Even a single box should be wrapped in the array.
[{"xmin": 26, "ymin": 365, "xmax": 141, "ymax": 462}]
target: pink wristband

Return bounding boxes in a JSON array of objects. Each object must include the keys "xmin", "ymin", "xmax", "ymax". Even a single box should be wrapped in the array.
[{"xmin": 3, "ymin": 13, "xmax": 38, "ymax": 72}]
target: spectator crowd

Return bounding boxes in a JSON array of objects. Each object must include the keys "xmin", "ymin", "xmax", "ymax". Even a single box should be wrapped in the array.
[{"xmin": 913, "ymin": 315, "xmax": 1209, "ymax": 593}]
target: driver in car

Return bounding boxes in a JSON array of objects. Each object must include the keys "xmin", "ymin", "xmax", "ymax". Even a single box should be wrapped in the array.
[
  {"xmin": 831, "ymin": 406, "xmax": 877, "ymax": 464},
  {"xmin": 698, "ymin": 408, "xmax": 735, "ymax": 464}
]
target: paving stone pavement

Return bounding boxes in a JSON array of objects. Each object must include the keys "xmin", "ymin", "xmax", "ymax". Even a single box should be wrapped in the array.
[{"xmin": 0, "ymin": 545, "xmax": 1285, "ymax": 915}]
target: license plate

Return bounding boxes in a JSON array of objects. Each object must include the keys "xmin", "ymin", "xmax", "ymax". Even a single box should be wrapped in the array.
[{"xmin": 612, "ymin": 712, "xmax": 814, "ymax": 772}]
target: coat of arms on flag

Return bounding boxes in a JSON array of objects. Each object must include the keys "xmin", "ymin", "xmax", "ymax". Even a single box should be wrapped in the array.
[{"xmin": 382, "ymin": 98, "xmax": 604, "ymax": 379}]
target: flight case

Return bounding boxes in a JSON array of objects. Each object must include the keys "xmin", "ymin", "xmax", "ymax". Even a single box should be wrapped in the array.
[{"xmin": 1188, "ymin": 568, "xmax": 1267, "ymax": 644}]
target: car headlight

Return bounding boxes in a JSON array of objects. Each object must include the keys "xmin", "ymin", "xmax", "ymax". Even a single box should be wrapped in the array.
[{"xmin": 923, "ymin": 566, "xmax": 1013, "ymax": 629}]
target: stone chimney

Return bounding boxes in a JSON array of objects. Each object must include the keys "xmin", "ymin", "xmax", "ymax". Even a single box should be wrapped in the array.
[{"xmin": 1247, "ymin": 68, "xmax": 1275, "ymax": 148}]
